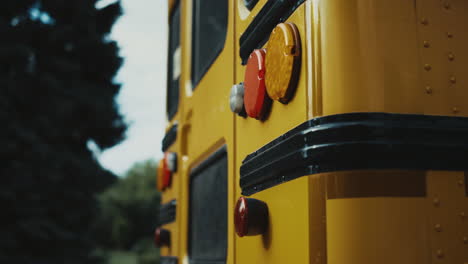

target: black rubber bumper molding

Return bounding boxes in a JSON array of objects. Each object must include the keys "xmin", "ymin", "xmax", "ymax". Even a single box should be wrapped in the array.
[{"xmin": 240, "ymin": 112, "xmax": 468, "ymax": 196}]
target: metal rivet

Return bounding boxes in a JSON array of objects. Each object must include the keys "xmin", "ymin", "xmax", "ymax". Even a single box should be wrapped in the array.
[
  {"xmin": 424, "ymin": 64, "xmax": 432, "ymax": 71},
  {"xmin": 423, "ymin": 41, "xmax": 430, "ymax": 48},
  {"xmin": 448, "ymin": 53, "xmax": 455, "ymax": 61},
  {"xmin": 436, "ymin": 249, "xmax": 444, "ymax": 258},
  {"xmin": 450, "ymin": 76, "xmax": 457, "ymax": 84},
  {"xmin": 433, "ymin": 197, "xmax": 440, "ymax": 206},
  {"xmin": 434, "ymin": 224, "xmax": 442, "ymax": 232},
  {"xmin": 463, "ymin": 236, "xmax": 468, "ymax": 244},
  {"xmin": 447, "ymin": 32, "xmax": 454, "ymax": 38},
  {"xmin": 425, "ymin": 86, "xmax": 433, "ymax": 94},
  {"xmin": 460, "ymin": 212, "xmax": 466, "ymax": 219},
  {"xmin": 444, "ymin": 2, "xmax": 451, "ymax": 9},
  {"xmin": 458, "ymin": 180, "xmax": 464, "ymax": 186},
  {"xmin": 453, "ymin": 107, "xmax": 459, "ymax": 114},
  {"xmin": 421, "ymin": 18, "xmax": 429, "ymax": 25}
]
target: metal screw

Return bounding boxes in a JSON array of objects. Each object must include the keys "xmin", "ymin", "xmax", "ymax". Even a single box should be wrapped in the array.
[
  {"xmin": 423, "ymin": 41, "xmax": 430, "ymax": 48},
  {"xmin": 435, "ymin": 224, "xmax": 442, "ymax": 232},
  {"xmin": 458, "ymin": 179, "xmax": 464, "ymax": 186},
  {"xmin": 444, "ymin": 2, "xmax": 451, "ymax": 9},
  {"xmin": 436, "ymin": 249, "xmax": 444, "ymax": 258},
  {"xmin": 421, "ymin": 18, "xmax": 429, "ymax": 25},
  {"xmin": 447, "ymin": 32, "xmax": 454, "ymax": 38},
  {"xmin": 453, "ymin": 107, "xmax": 459, "ymax": 114},
  {"xmin": 424, "ymin": 64, "xmax": 432, "ymax": 71},
  {"xmin": 425, "ymin": 86, "xmax": 433, "ymax": 94},
  {"xmin": 433, "ymin": 197, "xmax": 440, "ymax": 206},
  {"xmin": 460, "ymin": 212, "xmax": 466, "ymax": 219},
  {"xmin": 450, "ymin": 76, "xmax": 457, "ymax": 84},
  {"xmin": 448, "ymin": 53, "xmax": 455, "ymax": 61},
  {"xmin": 463, "ymin": 236, "xmax": 468, "ymax": 244}
]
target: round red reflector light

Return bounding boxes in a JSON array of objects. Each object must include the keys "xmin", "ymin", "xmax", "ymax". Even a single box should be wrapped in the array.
[
  {"xmin": 154, "ymin": 228, "xmax": 170, "ymax": 247},
  {"xmin": 234, "ymin": 197, "xmax": 268, "ymax": 237},
  {"xmin": 243, "ymin": 49, "xmax": 271, "ymax": 120}
]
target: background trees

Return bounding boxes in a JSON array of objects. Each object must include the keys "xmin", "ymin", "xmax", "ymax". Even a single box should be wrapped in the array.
[
  {"xmin": 94, "ymin": 160, "xmax": 160, "ymax": 264},
  {"xmin": 0, "ymin": 0, "xmax": 126, "ymax": 263}
]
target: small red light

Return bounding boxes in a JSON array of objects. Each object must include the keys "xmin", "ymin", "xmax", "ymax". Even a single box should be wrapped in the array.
[
  {"xmin": 234, "ymin": 197, "xmax": 269, "ymax": 237},
  {"xmin": 162, "ymin": 153, "xmax": 173, "ymax": 188},
  {"xmin": 234, "ymin": 197, "xmax": 248, "ymax": 237},
  {"xmin": 154, "ymin": 228, "xmax": 170, "ymax": 247}
]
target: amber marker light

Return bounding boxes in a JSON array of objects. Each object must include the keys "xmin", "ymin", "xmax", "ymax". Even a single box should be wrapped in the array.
[
  {"xmin": 265, "ymin": 22, "xmax": 301, "ymax": 104},
  {"xmin": 234, "ymin": 197, "xmax": 269, "ymax": 237},
  {"xmin": 243, "ymin": 49, "xmax": 271, "ymax": 120}
]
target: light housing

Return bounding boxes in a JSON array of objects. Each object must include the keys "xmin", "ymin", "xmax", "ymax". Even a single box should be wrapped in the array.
[
  {"xmin": 157, "ymin": 152, "xmax": 177, "ymax": 191},
  {"xmin": 230, "ymin": 82, "xmax": 246, "ymax": 116},
  {"xmin": 234, "ymin": 197, "xmax": 269, "ymax": 237},
  {"xmin": 265, "ymin": 22, "xmax": 301, "ymax": 104},
  {"xmin": 154, "ymin": 227, "xmax": 170, "ymax": 247}
]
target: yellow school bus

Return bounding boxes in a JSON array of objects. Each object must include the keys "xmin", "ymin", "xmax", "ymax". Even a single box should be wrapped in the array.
[{"xmin": 155, "ymin": 0, "xmax": 468, "ymax": 264}]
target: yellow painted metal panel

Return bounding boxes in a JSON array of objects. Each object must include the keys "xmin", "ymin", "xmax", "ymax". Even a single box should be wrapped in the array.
[
  {"xmin": 176, "ymin": 0, "xmax": 236, "ymax": 264},
  {"xmin": 316, "ymin": 0, "xmax": 468, "ymax": 117},
  {"xmin": 327, "ymin": 197, "xmax": 429, "ymax": 264},
  {"xmin": 426, "ymin": 171, "xmax": 468, "ymax": 263},
  {"xmin": 236, "ymin": 178, "xmax": 310, "ymax": 264},
  {"xmin": 234, "ymin": 3, "xmax": 309, "ymax": 263}
]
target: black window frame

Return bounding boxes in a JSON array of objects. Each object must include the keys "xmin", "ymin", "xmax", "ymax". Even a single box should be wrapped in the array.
[
  {"xmin": 191, "ymin": 0, "xmax": 229, "ymax": 89},
  {"xmin": 188, "ymin": 146, "xmax": 228, "ymax": 264},
  {"xmin": 167, "ymin": 0, "xmax": 181, "ymax": 120}
]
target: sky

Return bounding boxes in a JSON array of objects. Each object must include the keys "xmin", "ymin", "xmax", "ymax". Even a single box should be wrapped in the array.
[{"xmin": 96, "ymin": 0, "xmax": 168, "ymax": 176}]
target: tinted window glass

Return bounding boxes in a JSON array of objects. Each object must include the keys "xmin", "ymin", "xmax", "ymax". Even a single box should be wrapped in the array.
[
  {"xmin": 191, "ymin": 0, "xmax": 228, "ymax": 87},
  {"xmin": 167, "ymin": 2, "xmax": 181, "ymax": 120},
  {"xmin": 189, "ymin": 149, "xmax": 227, "ymax": 264}
]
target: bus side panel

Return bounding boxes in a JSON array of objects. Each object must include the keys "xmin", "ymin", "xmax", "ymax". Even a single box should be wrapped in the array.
[
  {"xmin": 318, "ymin": 0, "xmax": 468, "ymax": 117},
  {"xmin": 326, "ymin": 170, "xmax": 468, "ymax": 264},
  {"xmin": 178, "ymin": 0, "xmax": 236, "ymax": 264},
  {"xmin": 235, "ymin": 2, "xmax": 311, "ymax": 264}
]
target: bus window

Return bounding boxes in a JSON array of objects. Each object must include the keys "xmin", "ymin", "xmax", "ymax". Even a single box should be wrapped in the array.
[
  {"xmin": 189, "ymin": 148, "xmax": 227, "ymax": 264},
  {"xmin": 191, "ymin": 0, "xmax": 228, "ymax": 88},
  {"xmin": 167, "ymin": 1, "xmax": 180, "ymax": 120}
]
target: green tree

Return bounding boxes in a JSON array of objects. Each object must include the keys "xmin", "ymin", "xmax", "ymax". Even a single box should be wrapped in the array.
[
  {"xmin": 94, "ymin": 160, "xmax": 160, "ymax": 264},
  {"xmin": 0, "ymin": 0, "xmax": 125, "ymax": 263}
]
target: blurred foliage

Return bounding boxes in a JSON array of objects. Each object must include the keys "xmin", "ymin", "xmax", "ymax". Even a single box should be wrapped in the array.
[
  {"xmin": 0, "ymin": 0, "xmax": 126, "ymax": 263},
  {"xmin": 93, "ymin": 160, "xmax": 160, "ymax": 264}
]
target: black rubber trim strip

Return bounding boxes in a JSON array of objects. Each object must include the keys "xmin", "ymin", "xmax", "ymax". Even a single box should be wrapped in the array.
[
  {"xmin": 159, "ymin": 199, "xmax": 176, "ymax": 226},
  {"xmin": 161, "ymin": 256, "xmax": 178, "ymax": 264},
  {"xmin": 239, "ymin": 0, "xmax": 305, "ymax": 65},
  {"xmin": 162, "ymin": 123, "xmax": 178, "ymax": 152},
  {"xmin": 240, "ymin": 112, "xmax": 468, "ymax": 196},
  {"xmin": 244, "ymin": 0, "xmax": 259, "ymax": 10}
]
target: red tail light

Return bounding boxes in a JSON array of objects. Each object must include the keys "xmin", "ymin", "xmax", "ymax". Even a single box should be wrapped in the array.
[
  {"xmin": 154, "ymin": 227, "xmax": 170, "ymax": 247},
  {"xmin": 234, "ymin": 197, "xmax": 269, "ymax": 237},
  {"xmin": 158, "ymin": 152, "xmax": 177, "ymax": 190},
  {"xmin": 243, "ymin": 49, "xmax": 271, "ymax": 120},
  {"xmin": 162, "ymin": 154, "xmax": 172, "ymax": 188}
]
